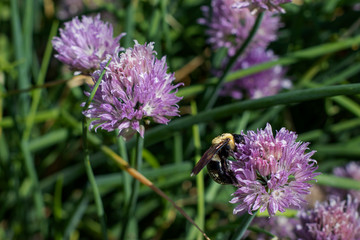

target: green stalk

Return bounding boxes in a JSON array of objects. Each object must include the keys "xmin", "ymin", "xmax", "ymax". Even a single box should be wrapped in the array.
[
  {"xmin": 116, "ymin": 136, "xmax": 131, "ymax": 204},
  {"xmin": 82, "ymin": 59, "xmax": 112, "ymax": 240},
  {"xmin": 20, "ymin": 140, "xmax": 46, "ymax": 232},
  {"xmin": 22, "ymin": 20, "xmax": 59, "ymax": 141},
  {"xmin": 124, "ymin": 0, "xmax": 137, "ymax": 48},
  {"xmin": 231, "ymin": 211, "xmax": 258, "ymax": 240},
  {"xmin": 173, "ymin": 132, "xmax": 183, "ymax": 164},
  {"xmin": 10, "ymin": 0, "xmax": 30, "ymax": 117},
  {"xmin": 202, "ymin": 12, "xmax": 264, "ymax": 110},
  {"xmin": 135, "ymin": 133, "xmax": 144, "ymax": 169},
  {"xmin": 121, "ymin": 133, "xmax": 144, "ymax": 240},
  {"xmin": 191, "ymin": 101, "xmax": 205, "ymax": 240},
  {"xmin": 316, "ymin": 174, "xmax": 360, "ymax": 190}
]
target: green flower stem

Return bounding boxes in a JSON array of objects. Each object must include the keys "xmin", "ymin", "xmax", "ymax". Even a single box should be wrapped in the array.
[
  {"xmin": 202, "ymin": 12, "xmax": 264, "ymax": 110},
  {"xmin": 135, "ymin": 133, "xmax": 144, "ymax": 169},
  {"xmin": 231, "ymin": 211, "xmax": 258, "ymax": 240},
  {"xmin": 82, "ymin": 118, "xmax": 108, "ymax": 240},
  {"xmin": 116, "ymin": 136, "xmax": 132, "ymax": 204},
  {"xmin": 143, "ymin": 83, "xmax": 360, "ymax": 147},
  {"xmin": 191, "ymin": 101, "xmax": 205, "ymax": 240},
  {"xmin": 82, "ymin": 59, "xmax": 112, "ymax": 240},
  {"xmin": 121, "ymin": 133, "xmax": 144, "ymax": 239}
]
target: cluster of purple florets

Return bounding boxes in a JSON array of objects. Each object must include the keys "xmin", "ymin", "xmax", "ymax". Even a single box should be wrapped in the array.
[
  {"xmin": 229, "ymin": 124, "xmax": 360, "ymax": 239},
  {"xmin": 82, "ymin": 41, "xmax": 183, "ymax": 140},
  {"xmin": 52, "ymin": 15, "xmax": 182, "ymax": 140},
  {"xmin": 230, "ymin": 123, "xmax": 319, "ymax": 216}
]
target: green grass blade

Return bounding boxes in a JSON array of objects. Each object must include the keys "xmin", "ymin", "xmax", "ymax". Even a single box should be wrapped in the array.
[
  {"xmin": 316, "ymin": 174, "xmax": 360, "ymax": 190},
  {"xmin": 144, "ymin": 83, "xmax": 360, "ymax": 146},
  {"xmin": 190, "ymin": 101, "xmax": 205, "ymax": 240}
]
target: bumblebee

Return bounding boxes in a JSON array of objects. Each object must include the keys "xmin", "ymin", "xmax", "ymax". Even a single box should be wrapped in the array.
[{"xmin": 191, "ymin": 133, "xmax": 244, "ymax": 185}]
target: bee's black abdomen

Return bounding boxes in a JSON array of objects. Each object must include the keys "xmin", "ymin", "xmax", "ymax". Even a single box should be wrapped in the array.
[{"xmin": 207, "ymin": 160, "xmax": 235, "ymax": 185}]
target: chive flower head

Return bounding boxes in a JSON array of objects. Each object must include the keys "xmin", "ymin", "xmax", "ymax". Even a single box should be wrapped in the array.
[
  {"xmin": 82, "ymin": 41, "xmax": 183, "ymax": 140},
  {"xmin": 230, "ymin": 123, "xmax": 319, "ymax": 216}
]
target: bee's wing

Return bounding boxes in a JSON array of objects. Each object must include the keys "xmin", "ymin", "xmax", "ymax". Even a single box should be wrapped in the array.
[{"xmin": 190, "ymin": 138, "xmax": 230, "ymax": 176}]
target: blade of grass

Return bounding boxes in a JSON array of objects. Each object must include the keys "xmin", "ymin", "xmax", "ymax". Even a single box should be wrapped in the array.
[
  {"xmin": 10, "ymin": 0, "xmax": 30, "ymax": 116},
  {"xmin": 143, "ymin": 83, "xmax": 360, "ymax": 146},
  {"xmin": 190, "ymin": 101, "xmax": 205, "ymax": 240},
  {"xmin": 231, "ymin": 211, "xmax": 258, "ymax": 240},
  {"xmin": 313, "ymin": 143, "xmax": 360, "ymax": 158},
  {"xmin": 23, "ymin": 0, "xmax": 34, "ymax": 75},
  {"xmin": 161, "ymin": 0, "xmax": 171, "ymax": 54},
  {"xmin": 234, "ymin": 110, "xmax": 251, "ymax": 133},
  {"xmin": 22, "ymin": 20, "xmax": 59, "ymax": 141},
  {"xmin": 124, "ymin": 0, "xmax": 137, "ymax": 48},
  {"xmin": 20, "ymin": 140, "xmax": 46, "ymax": 233},
  {"xmin": 173, "ymin": 132, "xmax": 183, "ymax": 164},
  {"xmin": 0, "ymin": 108, "xmax": 60, "ymax": 128},
  {"xmin": 54, "ymin": 175, "xmax": 64, "ymax": 240},
  {"xmin": 316, "ymin": 174, "xmax": 360, "ymax": 190},
  {"xmin": 64, "ymin": 190, "xmax": 90, "ymax": 239},
  {"xmin": 331, "ymin": 95, "xmax": 360, "ymax": 117}
]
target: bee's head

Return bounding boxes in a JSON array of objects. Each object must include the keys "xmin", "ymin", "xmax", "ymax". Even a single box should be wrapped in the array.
[{"xmin": 233, "ymin": 134, "xmax": 245, "ymax": 144}]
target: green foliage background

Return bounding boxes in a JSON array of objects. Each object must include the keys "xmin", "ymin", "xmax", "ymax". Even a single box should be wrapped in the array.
[{"xmin": 1, "ymin": 0, "xmax": 360, "ymax": 239}]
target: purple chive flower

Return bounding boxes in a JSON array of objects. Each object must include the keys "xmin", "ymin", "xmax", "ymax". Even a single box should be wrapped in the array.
[
  {"xmin": 52, "ymin": 14, "xmax": 125, "ymax": 74},
  {"xmin": 220, "ymin": 47, "xmax": 291, "ymax": 99},
  {"xmin": 198, "ymin": 0, "xmax": 281, "ymax": 56},
  {"xmin": 82, "ymin": 41, "xmax": 183, "ymax": 140},
  {"xmin": 295, "ymin": 195, "xmax": 360, "ymax": 240},
  {"xmin": 233, "ymin": 0, "xmax": 292, "ymax": 14},
  {"xmin": 230, "ymin": 123, "xmax": 320, "ymax": 216},
  {"xmin": 330, "ymin": 162, "xmax": 360, "ymax": 201}
]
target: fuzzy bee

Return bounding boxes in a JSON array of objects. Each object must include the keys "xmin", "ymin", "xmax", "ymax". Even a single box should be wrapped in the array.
[{"xmin": 191, "ymin": 133, "xmax": 244, "ymax": 185}]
